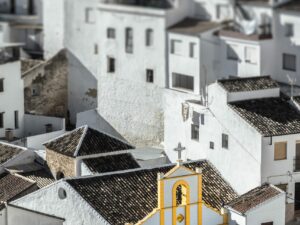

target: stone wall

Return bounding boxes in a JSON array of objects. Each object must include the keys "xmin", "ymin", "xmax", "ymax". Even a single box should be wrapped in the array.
[
  {"xmin": 23, "ymin": 50, "xmax": 68, "ymax": 118},
  {"xmin": 46, "ymin": 149, "xmax": 75, "ymax": 179}
]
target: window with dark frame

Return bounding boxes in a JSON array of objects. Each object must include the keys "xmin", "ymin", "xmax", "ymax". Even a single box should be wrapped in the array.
[
  {"xmin": 107, "ymin": 57, "xmax": 115, "ymax": 73},
  {"xmin": 107, "ymin": 28, "xmax": 116, "ymax": 39},
  {"xmin": 28, "ymin": 0, "xmax": 34, "ymax": 15},
  {"xmin": 125, "ymin": 28, "xmax": 133, "ymax": 53},
  {"xmin": 222, "ymin": 133, "xmax": 229, "ymax": 149},
  {"xmin": 0, "ymin": 79, "xmax": 4, "ymax": 92},
  {"xmin": 0, "ymin": 113, "xmax": 4, "ymax": 129},
  {"xmin": 146, "ymin": 69, "xmax": 154, "ymax": 83},
  {"xmin": 191, "ymin": 124, "xmax": 199, "ymax": 141},
  {"xmin": 200, "ymin": 114, "xmax": 205, "ymax": 125},
  {"xmin": 283, "ymin": 53, "xmax": 296, "ymax": 72},
  {"xmin": 14, "ymin": 110, "xmax": 19, "ymax": 129},
  {"xmin": 146, "ymin": 29, "xmax": 153, "ymax": 47},
  {"xmin": 172, "ymin": 73, "xmax": 194, "ymax": 91},
  {"xmin": 210, "ymin": 142, "xmax": 214, "ymax": 150}
]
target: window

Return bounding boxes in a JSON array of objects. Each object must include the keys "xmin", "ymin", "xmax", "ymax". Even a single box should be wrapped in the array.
[
  {"xmin": 125, "ymin": 28, "xmax": 133, "ymax": 53},
  {"xmin": 189, "ymin": 43, "xmax": 196, "ymax": 58},
  {"xmin": 107, "ymin": 28, "xmax": 116, "ymax": 39},
  {"xmin": 245, "ymin": 47, "xmax": 257, "ymax": 64},
  {"xmin": 14, "ymin": 110, "xmax": 19, "ymax": 129},
  {"xmin": 285, "ymin": 23, "xmax": 294, "ymax": 37},
  {"xmin": 200, "ymin": 114, "xmax": 205, "ymax": 125},
  {"xmin": 85, "ymin": 8, "xmax": 95, "ymax": 24},
  {"xmin": 107, "ymin": 57, "xmax": 115, "ymax": 73},
  {"xmin": 0, "ymin": 113, "xmax": 4, "ymax": 128},
  {"xmin": 222, "ymin": 133, "xmax": 229, "ymax": 149},
  {"xmin": 210, "ymin": 142, "xmax": 214, "ymax": 150},
  {"xmin": 274, "ymin": 142, "xmax": 287, "ymax": 160},
  {"xmin": 172, "ymin": 73, "xmax": 194, "ymax": 91},
  {"xmin": 146, "ymin": 29, "xmax": 154, "ymax": 47},
  {"xmin": 10, "ymin": 0, "xmax": 16, "ymax": 14},
  {"xmin": 146, "ymin": 69, "xmax": 154, "ymax": 83},
  {"xmin": 28, "ymin": 0, "xmax": 34, "ymax": 15},
  {"xmin": 261, "ymin": 222, "xmax": 273, "ymax": 225},
  {"xmin": 171, "ymin": 39, "xmax": 182, "ymax": 55},
  {"xmin": 94, "ymin": 44, "xmax": 98, "ymax": 55},
  {"xmin": 0, "ymin": 79, "xmax": 4, "ymax": 92},
  {"xmin": 58, "ymin": 188, "xmax": 67, "ymax": 199},
  {"xmin": 227, "ymin": 44, "xmax": 238, "ymax": 60},
  {"xmin": 175, "ymin": 184, "xmax": 188, "ymax": 206},
  {"xmin": 283, "ymin": 53, "xmax": 296, "ymax": 71},
  {"xmin": 191, "ymin": 124, "xmax": 199, "ymax": 141}
]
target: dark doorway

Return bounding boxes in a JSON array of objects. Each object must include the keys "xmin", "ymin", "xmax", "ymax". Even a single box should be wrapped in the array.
[
  {"xmin": 28, "ymin": 0, "xmax": 34, "ymax": 15},
  {"xmin": 10, "ymin": 0, "xmax": 15, "ymax": 14},
  {"xmin": 295, "ymin": 183, "xmax": 300, "ymax": 211}
]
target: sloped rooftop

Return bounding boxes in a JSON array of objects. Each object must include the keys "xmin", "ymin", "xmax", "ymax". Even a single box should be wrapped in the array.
[
  {"xmin": 0, "ymin": 173, "xmax": 36, "ymax": 210},
  {"xmin": 168, "ymin": 18, "xmax": 220, "ymax": 35},
  {"xmin": 230, "ymin": 96, "xmax": 300, "ymax": 136},
  {"xmin": 67, "ymin": 160, "xmax": 238, "ymax": 225},
  {"xmin": 227, "ymin": 183, "xmax": 282, "ymax": 214},
  {"xmin": 44, "ymin": 126, "xmax": 134, "ymax": 157},
  {"xmin": 83, "ymin": 153, "xmax": 140, "ymax": 174},
  {"xmin": 0, "ymin": 142, "xmax": 24, "ymax": 165},
  {"xmin": 218, "ymin": 76, "xmax": 279, "ymax": 93},
  {"xmin": 102, "ymin": 0, "xmax": 172, "ymax": 9}
]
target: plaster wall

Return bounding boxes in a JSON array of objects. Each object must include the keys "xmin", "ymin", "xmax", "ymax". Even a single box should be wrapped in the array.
[
  {"xmin": 24, "ymin": 114, "xmax": 65, "ymax": 137},
  {"xmin": 0, "ymin": 61, "xmax": 24, "ymax": 138},
  {"xmin": 227, "ymin": 88, "xmax": 280, "ymax": 102},
  {"xmin": 12, "ymin": 181, "xmax": 109, "ymax": 225},
  {"xmin": 97, "ymin": 75, "xmax": 164, "ymax": 147},
  {"xmin": 229, "ymin": 211, "xmax": 246, "ymax": 225},
  {"xmin": 6, "ymin": 205, "xmax": 64, "ymax": 225},
  {"xmin": 246, "ymin": 194, "xmax": 285, "ymax": 225}
]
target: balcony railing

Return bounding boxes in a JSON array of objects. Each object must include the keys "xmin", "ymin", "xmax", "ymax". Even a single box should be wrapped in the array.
[
  {"xmin": 0, "ymin": 47, "xmax": 20, "ymax": 65},
  {"xmin": 294, "ymin": 158, "xmax": 300, "ymax": 172}
]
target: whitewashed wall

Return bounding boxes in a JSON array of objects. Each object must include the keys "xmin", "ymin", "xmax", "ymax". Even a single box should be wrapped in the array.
[
  {"xmin": 0, "ymin": 61, "xmax": 24, "ymax": 138},
  {"xmin": 26, "ymin": 130, "xmax": 66, "ymax": 150},
  {"xmin": 12, "ymin": 181, "xmax": 110, "ymax": 225}
]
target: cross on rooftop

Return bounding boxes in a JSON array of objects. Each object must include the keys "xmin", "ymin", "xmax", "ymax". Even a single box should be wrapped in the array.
[{"xmin": 174, "ymin": 142, "xmax": 186, "ymax": 164}]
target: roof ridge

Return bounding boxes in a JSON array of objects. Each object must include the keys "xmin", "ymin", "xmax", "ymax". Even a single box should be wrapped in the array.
[{"xmin": 73, "ymin": 125, "xmax": 89, "ymax": 157}]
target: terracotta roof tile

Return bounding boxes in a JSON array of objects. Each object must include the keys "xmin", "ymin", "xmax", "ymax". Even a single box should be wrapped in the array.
[
  {"xmin": 227, "ymin": 183, "xmax": 282, "ymax": 214},
  {"xmin": 218, "ymin": 76, "xmax": 279, "ymax": 93},
  {"xmin": 44, "ymin": 126, "xmax": 134, "ymax": 157},
  {"xmin": 0, "ymin": 143, "xmax": 23, "ymax": 165},
  {"xmin": 67, "ymin": 160, "xmax": 238, "ymax": 225},
  {"xmin": 230, "ymin": 97, "xmax": 300, "ymax": 136},
  {"xmin": 83, "ymin": 153, "xmax": 140, "ymax": 174}
]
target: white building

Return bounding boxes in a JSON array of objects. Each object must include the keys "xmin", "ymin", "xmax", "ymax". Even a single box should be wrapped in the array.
[
  {"xmin": 0, "ymin": 43, "xmax": 25, "ymax": 139},
  {"xmin": 0, "ymin": 0, "xmax": 43, "ymax": 59},
  {"xmin": 164, "ymin": 76, "xmax": 300, "ymax": 221}
]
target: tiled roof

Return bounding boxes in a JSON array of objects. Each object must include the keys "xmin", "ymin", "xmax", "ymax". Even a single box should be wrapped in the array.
[
  {"xmin": 67, "ymin": 160, "xmax": 238, "ymax": 225},
  {"xmin": 229, "ymin": 97, "xmax": 300, "ymax": 136},
  {"xmin": 44, "ymin": 126, "xmax": 134, "ymax": 157},
  {"xmin": 19, "ymin": 169, "xmax": 55, "ymax": 189},
  {"xmin": 21, "ymin": 59, "xmax": 44, "ymax": 75},
  {"xmin": 168, "ymin": 18, "xmax": 220, "ymax": 35},
  {"xmin": 0, "ymin": 143, "xmax": 23, "ymax": 165},
  {"xmin": 0, "ymin": 173, "xmax": 36, "ymax": 210},
  {"xmin": 279, "ymin": 0, "xmax": 300, "ymax": 12},
  {"xmin": 227, "ymin": 183, "xmax": 282, "ymax": 214},
  {"xmin": 293, "ymin": 96, "xmax": 300, "ymax": 105},
  {"xmin": 83, "ymin": 153, "xmax": 140, "ymax": 174},
  {"xmin": 218, "ymin": 76, "xmax": 279, "ymax": 93}
]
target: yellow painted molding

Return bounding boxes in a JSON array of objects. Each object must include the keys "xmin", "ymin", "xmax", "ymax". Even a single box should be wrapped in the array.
[
  {"xmin": 159, "ymin": 179, "xmax": 165, "ymax": 225},
  {"xmin": 164, "ymin": 165, "xmax": 196, "ymax": 178},
  {"xmin": 198, "ymin": 174, "xmax": 202, "ymax": 225},
  {"xmin": 135, "ymin": 209, "xmax": 158, "ymax": 225}
]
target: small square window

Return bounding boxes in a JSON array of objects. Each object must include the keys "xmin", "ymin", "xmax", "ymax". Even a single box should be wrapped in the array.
[
  {"xmin": 191, "ymin": 124, "xmax": 199, "ymax": 141},
  {"xmin": 210, "ymin": 142, "xmax": 214, "ymax": 150},
  {"xmin": 222, "ymin": 133, "xmax": 229, "ymax": 149},
  {"xmin": 107, "ymin": 57, "xmax": 115, "ymax": 73},
  {"xmin": 283, "ymin": 53, "xmax": 296, "ymax": 72},
  {"xmin": 85, "ymin": 8, "xmax": 96, "ymax": 24},
  {"xmin": 107, "ymin": 28, "xmax": 116, "ymax": 39},
  {"xmin": 146, "ymin": 69, "xmax": 154, "ymax": 83}
]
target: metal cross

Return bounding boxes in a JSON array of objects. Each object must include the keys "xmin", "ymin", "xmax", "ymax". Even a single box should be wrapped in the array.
[{"xmin": 174, "ymin": 142, "xmax": 186, "ymax": 162}]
